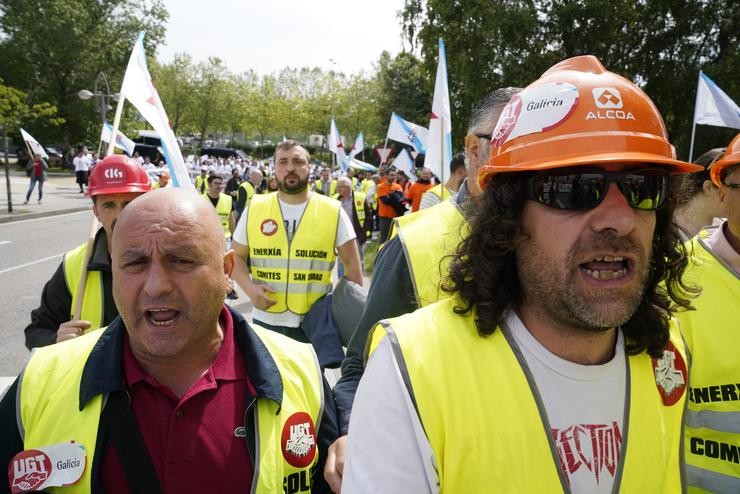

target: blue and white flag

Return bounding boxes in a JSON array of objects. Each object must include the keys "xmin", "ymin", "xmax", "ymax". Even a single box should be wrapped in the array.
[
  {"xmin": 101, "ymin": 123, "xmax": 136, "ymax": 156},
  {"xmin": 392, "ymin": 148, "xmax": 417, "ymax": 183},
  {"xmin": 349, "ymin": 132, "xmax": 364, "ymax": 160},
  {"xmin": 425, "ymin": 38, "xmax": 453, "ymax": 181},
  {"xmin": 120, "ymin": 32, "xmax": 191, "ymax": 188},
  {"xmin": 386, "ymin": 113, "xmax": 428, "ymax": 154},
  {"xmin": 694, "ymin": 71, "xmax": 740, "ymax": 129}
]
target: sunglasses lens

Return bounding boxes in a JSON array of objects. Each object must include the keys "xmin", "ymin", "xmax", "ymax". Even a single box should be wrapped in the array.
[
  {"xmin": 529, "ymin": 170, "xmax": 667, "ymax": 211},
  {"xmin": 620, "ymin": 170, "xmax": 667, "ymax": 210},
  {"xmin": 530, "ymin": 172, "xmax": 605, "ymax": 209}
]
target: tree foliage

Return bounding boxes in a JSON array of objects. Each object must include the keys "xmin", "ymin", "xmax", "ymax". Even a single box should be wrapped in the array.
[
  {"xmin": 0, "ymin": 0, "xmax": 168, "ymax": 151},
  {"xmin": 401, "ymin": 0, "xmax": 739, "ymax": 156}
]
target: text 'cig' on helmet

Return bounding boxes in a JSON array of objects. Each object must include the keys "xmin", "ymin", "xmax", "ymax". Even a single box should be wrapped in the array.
[
  {"xmin": 478, "ymin": 55, "xmax": 702, "ymax": 189},
  {"xmin": 86, "ymin": 154, "xmax": 152, "ymax": 197},
  {"xmin": 710, "ymin": 133, "xmax": 740, "ymax": 186}
]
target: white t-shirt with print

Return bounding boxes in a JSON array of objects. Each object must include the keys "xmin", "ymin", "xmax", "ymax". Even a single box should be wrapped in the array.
[
  {"xmin": 233, "ymin": 195, "xmax": 355, "ymax": 328},
  {"xmin": 507, "ymin": 313, "xmax": 626, "ymax": 493}
]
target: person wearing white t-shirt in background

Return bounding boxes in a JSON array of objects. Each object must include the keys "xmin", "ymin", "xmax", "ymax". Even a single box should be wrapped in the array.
[
  {"xmin": 72, "ymin": 146, "xmax": 92, "ymax": 193},
  {"xmin": 232, "ymin": 140, "xmax": 362, "ymax": 344}
]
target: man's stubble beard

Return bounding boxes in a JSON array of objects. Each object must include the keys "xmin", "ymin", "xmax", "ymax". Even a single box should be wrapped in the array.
[{"xmin": 516, "ymin": 231, "xmax": 652, "ymax": 335}]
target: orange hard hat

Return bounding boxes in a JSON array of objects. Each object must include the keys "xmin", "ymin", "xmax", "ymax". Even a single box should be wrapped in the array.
[
  {"xmin": 479, "ymin": 55, "xmax": 701, "ymax": 188},
  {"xmin": 86, "ymin": 155, "xmax": 152, "ymax": 197},
  {"xmin": 710, "ymin": 133, "xmax": 740, "ymax": 186}
]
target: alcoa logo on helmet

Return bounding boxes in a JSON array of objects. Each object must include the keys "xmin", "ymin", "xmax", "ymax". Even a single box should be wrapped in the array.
[{"xmin": 587, "ymin": 87, "xmax": 636, "ymax": 121}]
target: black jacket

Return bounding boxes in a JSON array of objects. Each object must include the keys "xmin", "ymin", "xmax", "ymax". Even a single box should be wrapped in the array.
[
  {"xmin": 24, "ymin": 228, "xmax": 117, "ymax": 350},
  {"xmin": 2, "ymin": 305, "xmax": 339, "ymax": 493}
]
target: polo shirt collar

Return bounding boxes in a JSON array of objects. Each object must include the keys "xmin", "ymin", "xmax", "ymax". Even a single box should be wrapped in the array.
[{"xmin": 78, "ymin": 305, "xmax": 284, "ymax": 410}]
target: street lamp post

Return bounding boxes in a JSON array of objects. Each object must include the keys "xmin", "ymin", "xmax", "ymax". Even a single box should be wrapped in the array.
[
  {"xmin": 78, "ymin": 72, "xmax": 119, "ymax": 155},
  {"xmin": 328, "ymin": 59, "xmax": 337, "ymax": 167}
]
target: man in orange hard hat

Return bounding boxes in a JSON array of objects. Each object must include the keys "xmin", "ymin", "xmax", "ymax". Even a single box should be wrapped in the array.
[
  {"xmin": 677, "ymin": 133, "xmax": 740, "ymax": 491},
  {"xmin": 344, "ymin": 56, "xmax": 701, "ymax": 492},
  {"xmin": 24, "ymin": 155, "xmax": 152, "ymax": 349}
]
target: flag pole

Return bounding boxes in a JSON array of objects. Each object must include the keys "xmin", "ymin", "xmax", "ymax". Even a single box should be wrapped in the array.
[
  {"xmin": 382, "ymin": 137, "xmax": 389, "ymax": 165},
  {"xmin": 72, "ymin": 61, "xmax": 129, "ymax": 321},
  {"xmin": 440, "ymin": 115, "xmax": 445, "ymax": 196},
  {"xmin": 688, "ymin": 72, "xmax": 702, "ymax": 163},
  {"xmin": 107, "ymin": 91, "xmax": 127, "ymax": 157}
]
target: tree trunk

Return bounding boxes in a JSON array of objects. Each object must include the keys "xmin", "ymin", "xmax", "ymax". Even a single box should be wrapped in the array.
[{"xmin": 4, "ymin": 128, "xmax": 13, "ymax": 213}]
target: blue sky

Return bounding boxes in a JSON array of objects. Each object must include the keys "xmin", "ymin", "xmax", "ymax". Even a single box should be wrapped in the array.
[{"xmin": 158, "ymin": 0, "xmax": 406, "ymax": 75}]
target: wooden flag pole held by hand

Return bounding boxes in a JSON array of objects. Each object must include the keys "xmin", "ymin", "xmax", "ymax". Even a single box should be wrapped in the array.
[{"xmin": 72, "ymin": 76, "xmax": 127, "ymax": 321}]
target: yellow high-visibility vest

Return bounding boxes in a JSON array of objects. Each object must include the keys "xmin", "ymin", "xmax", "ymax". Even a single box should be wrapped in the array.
[
  {"xmin": 369, "ymin": 296, "xmax": 688, "ymax": 492},
  {"xmin": 246, "ymin": 193, "xmax": 338, "ymax": 315},
  {"xmin": 677, "ymin": 235, "xmax": 740, "ymax": 492}
]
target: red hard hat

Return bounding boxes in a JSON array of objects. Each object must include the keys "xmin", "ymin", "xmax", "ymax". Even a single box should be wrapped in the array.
[
  {"xmin": 710, "ymin": 133, "xmax": 740, "ymax": 186},
  {"xmin": 479, "ymin": 55, "xmax": 702, "ymax": 188},
  {"xmin": 86, "ymin": 155, "xmax": 152, "ymax": 197}
]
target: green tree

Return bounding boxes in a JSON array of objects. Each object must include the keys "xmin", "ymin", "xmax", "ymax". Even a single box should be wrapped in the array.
[
  {"xmin": 1, "ymin": 78, "xmax": 62, "ymax": 212},
  {"xmin": 0, "ymin": 0, "xmax": 168, "ymax": 152},
  {"xmin": 374, "ymin": 51, "xmax": 432, "ymax": 133},
  {"xmin": 400, "ymin": 0, "xmax": 739, "ymax": 156},
  {"xmin": 189, "ymin": 57, "xmax": 234, "ymax": 151},
  {"xmin": 152, "ymin": 53, "xmax": 196, "ymax": 136}
]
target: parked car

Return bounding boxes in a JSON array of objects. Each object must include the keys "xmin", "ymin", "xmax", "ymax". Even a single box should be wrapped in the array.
[{"xmin": 200, "ymin": 147, "xmax": 249, "ymax": 160}]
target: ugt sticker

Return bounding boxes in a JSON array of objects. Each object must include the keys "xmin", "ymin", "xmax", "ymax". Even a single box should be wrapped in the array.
[
  {"xmin": 261, "ymin": 219, "xmax": 279, "ymax": 236},
  {"xmin": 652, "ymin": 340, "xmax": 687, "ymax": 406},
  {"xmin": 281, "ymin": 412, "xmax": 317, "ymax": 468},
  {"xmin": 9, "ymin": 442, "xmax": 86, "ymax": 494}
]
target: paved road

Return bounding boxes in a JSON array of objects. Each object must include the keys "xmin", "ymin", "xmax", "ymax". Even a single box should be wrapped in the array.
[{"xmin": 0, "ymin": 211, "xmax": 92, "ymax": 378}]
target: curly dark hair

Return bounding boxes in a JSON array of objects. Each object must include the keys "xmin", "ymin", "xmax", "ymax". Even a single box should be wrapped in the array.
[
  {"xmin": 443, "ymin": 173, "xmax": 698, "ymax": 357},
  {"xmin": 671, "ymin": 147, "xmax": 724, "ymax": 207}
]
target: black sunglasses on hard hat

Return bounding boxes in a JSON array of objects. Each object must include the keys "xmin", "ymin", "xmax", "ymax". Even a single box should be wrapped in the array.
[{"xmin": 525, "ymin": 168, "xmax": 669, "ymax": 211}]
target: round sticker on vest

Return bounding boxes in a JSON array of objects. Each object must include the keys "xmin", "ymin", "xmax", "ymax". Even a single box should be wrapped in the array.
[
  {"xmin": 491, "ymin": 82, "xmax": 579, "ymax": 149},
  {"xmin": 281, "ymin": 412, "xmax": 317, "ymax": 468},
  {"xmin": 652, "ymin": 340, "xmax": 687, "ymax": 406},
  {"xmin": 9, "ymin": 442, "xmax": 86, "ymax": 494},
  {"xmin": 261, "ymin": 219, "xmax": 279, "ymax": 236}
]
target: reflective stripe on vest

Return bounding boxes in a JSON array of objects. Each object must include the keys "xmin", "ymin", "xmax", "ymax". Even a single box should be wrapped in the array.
[
  {"xmin": 63, "ymin": 241, "xmax": 104, "ymax": 329},
  {"xmin": 19, "ymin": 325, "xmax": 324, "ymax": 494},
  {"xmin": 203, "ymin": 192, "xmax": 233, "ymax": 238},
  {"xmin": 368, "ymin": 297, "xmax": 687, "ymax": 492},
  {"xmin": 247, "ymin": 193, "xmax": 338, "ymax": 315},
  {"xmin": 394, "ymin": 199, "xmax": 466, "ymax": 307},
  {"xmin": 677, "ymin": 235, "xmax": 740, "ymax": 492}
]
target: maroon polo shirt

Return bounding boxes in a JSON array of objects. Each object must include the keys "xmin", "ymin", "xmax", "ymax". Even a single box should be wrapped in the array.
[{"xmin": 100, "ymin": 306, "xmax": 256, "ymax": 493}]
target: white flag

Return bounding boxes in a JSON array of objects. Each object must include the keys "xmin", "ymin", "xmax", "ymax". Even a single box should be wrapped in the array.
[
  {"xmin": 328, "ymin": 118, "xmax": 343, "ymax": 154},
  {"xmin": 694, "ymin": 71, "xmax": 740, "ymax": 129},
  {"xmin": 349, "ymin": 132, "xmax": 364, "ymax": 160},
  {"xmin": 425, "ymin": 38, "xmax": 453, "ymax": 181},
  {"xmin": 392, "ymin": 148, "xmax": 417, "ymax": 183},
  {"xmin": 386, "ymin": 113, "xmax": 428, "ymax": 153},
  {"xmin": 120, "ymin": 32, "xmax": 191, "ymax": 188},
  {"xmin": 19, "ymin": 128, "xmax": 49, "ymax": 159},
  {"xmin": 100, "ymin": 123, "xmax": 136, "ymax": 156}
]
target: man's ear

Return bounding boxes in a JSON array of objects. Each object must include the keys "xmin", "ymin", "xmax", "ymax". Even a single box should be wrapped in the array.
[
  {"xmin": 702, "ymin": 179, "xmax": 718, "ymax": 196},
  {"xmin": 465, "ymin": 134, "xmax": 480, "ymax": 167},
  {"xmin": 223, "ymin": 250, "xmax": 236, "ymax": 280}
]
